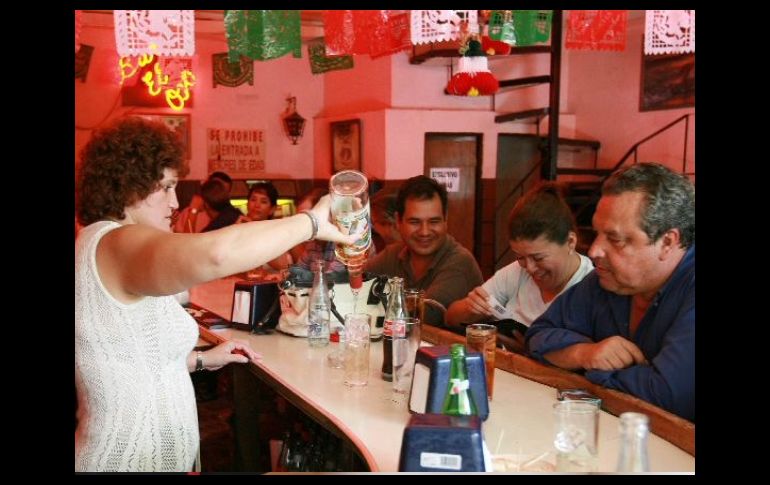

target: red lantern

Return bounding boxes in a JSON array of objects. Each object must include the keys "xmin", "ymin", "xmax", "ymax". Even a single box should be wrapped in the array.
[{"xmin": 445, "ymin": 40, "xmax": 499, "ymax": 96}]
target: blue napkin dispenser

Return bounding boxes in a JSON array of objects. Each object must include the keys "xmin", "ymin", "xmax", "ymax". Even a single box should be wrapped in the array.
[
  {"xmin": 399, "ymin": 413, "xmax": 485, "ymax": 472},
  {"xmin": 408, "ymin": 345, "xmax": 489, "ymax": 420},
  {"xmin": 230, "ymin": 280, "xmax": 279, "ymax": 333}
]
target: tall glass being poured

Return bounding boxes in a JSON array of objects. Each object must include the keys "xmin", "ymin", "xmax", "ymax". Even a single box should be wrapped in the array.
[{"xmin": 329, "ymin": 170, "xmax": 372, "ymax": 307}]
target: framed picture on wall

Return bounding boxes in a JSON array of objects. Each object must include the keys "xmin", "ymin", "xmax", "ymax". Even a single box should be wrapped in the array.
[
  {"xmin": 639, "ymin": 42, "xmax": 695, "ymax": 112},
  {"xmin": 331, "ymin": 119, "xmax": 361, "ymax": 172},
  {"xmin": 129, "ymin": 113, "xmax": 191, "ymax": 160}
]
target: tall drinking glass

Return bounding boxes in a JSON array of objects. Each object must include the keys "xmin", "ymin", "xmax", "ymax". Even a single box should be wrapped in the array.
[
  {"xmin": 392, "ymin": 317, "xmax": 421, "ymax": 395},
  {"xmin": 465, "ymin": 323, "xmax": 497, "ymax": 399},
  {"xmin": 343, "ymin": 313, "xmax": 371, "ymax": 387}
]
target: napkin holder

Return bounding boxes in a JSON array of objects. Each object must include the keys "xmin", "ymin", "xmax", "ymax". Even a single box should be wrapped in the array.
[
  {"xmin": 230, "ymin": 280, "xmax": 280, "ymax": 333},
  {"xmin": 398, "ymin": 413, "xmax": 485, "ymax": 472},
  {"xmin": 408, "ymin": 345, "xmax": 489, "ymax": 421}
]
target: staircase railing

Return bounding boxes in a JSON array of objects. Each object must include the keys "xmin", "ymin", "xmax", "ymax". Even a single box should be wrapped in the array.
[{"xmin": 573, "ymin": 113, "xmax": 693, "ymax": 223}]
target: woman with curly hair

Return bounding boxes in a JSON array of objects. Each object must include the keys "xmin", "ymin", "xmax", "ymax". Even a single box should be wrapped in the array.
[{"xmin": 75, "ymin": 117, "xmax": 354, "ymax": 472}]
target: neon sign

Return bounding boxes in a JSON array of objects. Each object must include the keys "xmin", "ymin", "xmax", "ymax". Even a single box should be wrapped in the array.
[{"xmin": 118, "ymin": 45, "xmax": 196, "ymax": 111}]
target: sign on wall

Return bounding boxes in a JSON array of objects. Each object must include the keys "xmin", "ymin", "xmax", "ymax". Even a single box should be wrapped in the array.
[
  {"xmin": 208, "ymin": 128, "xmax": 265, "ymax": 178},
  {"xmin": 429, "ymin": 168, "xmax": 460, "ymax": 192}
]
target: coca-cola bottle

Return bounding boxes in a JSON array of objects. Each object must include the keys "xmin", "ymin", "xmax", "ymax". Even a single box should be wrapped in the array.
[{"xmin": 381, "ymin": 277, "xmax": 407, "ymax": 381}]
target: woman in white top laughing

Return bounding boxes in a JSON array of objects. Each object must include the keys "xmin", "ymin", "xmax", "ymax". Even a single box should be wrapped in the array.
[{"xmin": 446, "ymin": 182, "xmax": 594, "ymax": 353}]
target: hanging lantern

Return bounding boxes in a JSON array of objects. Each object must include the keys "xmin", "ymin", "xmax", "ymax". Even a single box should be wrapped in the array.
[
  {"xmin": 445, "ymin": 39, "xmax": 499, "ymax": 96},
  {"xmin": 282, "ymin": 96, "xmax": 306, "ymax": 145}
]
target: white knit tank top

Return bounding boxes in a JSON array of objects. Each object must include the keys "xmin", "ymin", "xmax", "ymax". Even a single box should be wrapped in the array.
[{"xmin": 75, "ymin": 221, "xmax": 199, "ymax": 472}]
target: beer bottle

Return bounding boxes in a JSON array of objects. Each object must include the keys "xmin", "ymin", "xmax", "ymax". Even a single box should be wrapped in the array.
[
  {"xmin": 441, "ymin": 344, "xmax": 478, "ymax": 416},
  {"xmin": 381, "ymin": 276, "xmax": 406, "ymax": 381}
]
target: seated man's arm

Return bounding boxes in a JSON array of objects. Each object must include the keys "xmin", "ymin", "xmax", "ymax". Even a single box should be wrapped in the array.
[
  {"xmin": 584, "ymin": 294, "xmax": 695, "ymax": 421},
  {"xmin": 526, "ymin": 275, "xmax": 598, "ymax": 365},
  {"xmin": 424, "ymin": 255, "xmax": 484, "ymax": 326}
]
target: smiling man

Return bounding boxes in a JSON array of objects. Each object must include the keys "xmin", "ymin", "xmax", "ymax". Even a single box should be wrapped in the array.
[
  {"xmin": 365, "ymin": 175, "xmax": 483, "ymax": 328},
  {"xmin": 525, "ymin": 163, "xmax": 695, "ymax": 422}
]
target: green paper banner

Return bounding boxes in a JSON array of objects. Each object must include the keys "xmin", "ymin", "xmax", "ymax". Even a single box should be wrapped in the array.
[
  {"xmin": 308, "ymin": 38, "xmax": 354, "ymax": 74},
  {"xmin": 513, "ymin": 10, "xmax": 553, "ymax": 46},
  {"xmin": 224, "ymin": 10, "xmax": 301, "ymax": 62}
]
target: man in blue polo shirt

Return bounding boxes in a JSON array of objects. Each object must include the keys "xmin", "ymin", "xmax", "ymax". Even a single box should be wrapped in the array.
[{"xmin": 526, "ymin": 163, "xmax": 695, "ymax": 422}]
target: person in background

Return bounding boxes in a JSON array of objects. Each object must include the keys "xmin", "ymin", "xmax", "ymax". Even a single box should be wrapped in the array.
[
  {"xmin": 174, "ymin": 171, "xmax": 233, "ymax": 233},
  {"xmin": 237, "ymin": 181, "xmax": 293, "ymax": 272},
  {"xmin": 75, "ymin": 117, "xmax": 355, "ymax": 472},
  {"xmin": 446, "ymin": 182, "xmax": 594, "ymax": 353},
  {"xmin": 526, "ymin": 163, "xmax": 695, "ymax": 422},
  {"xmin": 288, "ymin": 188, "xmax": 349, "ymax": 275},
  {"xmin": 200, "ymin": 178, "xmax": 242, "ymax": 232},
  {"xmin": 365, "ymin": 175, "xmax": 483, "ymax": 328},
  {"xmin": 370, "ymin": 189, "xmax": 401, "ymax": 252}
]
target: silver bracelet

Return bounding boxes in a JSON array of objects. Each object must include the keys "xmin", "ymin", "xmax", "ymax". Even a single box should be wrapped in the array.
[
  {"xmin": 301, "ymin": 211, "xmax": 318, "ymax": 241},
  {"xmin": 195, "ymin": 351, "xmax": 204, "ymax": 372}
]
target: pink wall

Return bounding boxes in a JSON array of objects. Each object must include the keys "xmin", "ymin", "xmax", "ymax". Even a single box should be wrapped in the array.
[
  {"xmin": 75, "ymin": 14, "xmax": 326, "ymax": 181},
  {"xmin": 75, "ymin": 12, "xmax": 695, "ymax": 184},
  {"xmin": 564, "ymin": 14, "xmax": 695, "ymax": 174}
]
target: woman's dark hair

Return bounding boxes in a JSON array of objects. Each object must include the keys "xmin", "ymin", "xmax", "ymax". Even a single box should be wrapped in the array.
[
  {"xmin": 76, "ymin": 117, "xmax": 187, "ymax": 226},
  {"xmin": 508, "ymin": 182, "xmax": 576, "ymax": 245},
  {"xmin": 248, "ymin": 182, "xmax": 279, "ymax": 207}
]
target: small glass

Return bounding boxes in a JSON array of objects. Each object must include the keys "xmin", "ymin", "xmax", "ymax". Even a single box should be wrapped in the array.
[
  {"xmin": 553, "ymin": 400, "xmax": 600, "ymax": 473},
  {"xmin": 343, "ymin": 313, "xmax": 371, "ymax": 387},
  {"xmin": 465, "ymin": 323, "xmax": 497, "ymax": 399},
  {"xmin": 404, "ymin": 288, "xmax": 425, "ymax": 324}
]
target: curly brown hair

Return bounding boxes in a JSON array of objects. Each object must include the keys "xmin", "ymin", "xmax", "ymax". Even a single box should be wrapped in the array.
[{"xmin": 76, "ymin": 117, "xmax": 188, "ymax": 226}]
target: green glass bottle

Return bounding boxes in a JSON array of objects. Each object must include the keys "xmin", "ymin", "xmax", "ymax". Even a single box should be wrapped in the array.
[{"xmin": 441, "ymin": 344, "xmax": 478, "ymax": 416}]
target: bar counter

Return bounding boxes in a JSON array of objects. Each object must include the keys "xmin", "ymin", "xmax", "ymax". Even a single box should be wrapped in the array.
[{"xmin": 191, "ymin": 277, "xmax": 695, "ymax": 473}]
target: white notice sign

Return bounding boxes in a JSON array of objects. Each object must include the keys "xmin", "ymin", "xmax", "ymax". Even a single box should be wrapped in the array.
[{"xmin": 429, "ymin": 168, "xmax": 460, "ymax": 192}]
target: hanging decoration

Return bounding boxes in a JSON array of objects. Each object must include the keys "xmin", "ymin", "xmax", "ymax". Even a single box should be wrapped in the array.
[
  {"xmin": 481, "ymin": 36, "xmax": 512, "ymax": 56},
  {"xmin": 565, "ymin": 10, "xmax": 627, "ymax": 51},
  {"xmin": 410, "ymin": 10, "xmax": 478, "ymax": 45},
  {"xmin": 75, "ymin": 10, "xmax": 83, "ymax": 54},
  {"xmin": 369, "ymin": 10, "xmax": 412, "ymax": 58},
  {"xmin": 644, "ymin": 10, "xmax": 694, "ymax": 55},
  {"xmin": 224, "ymin": 10, "xmax": 301, "ymax": 63},
  {"xmin": 487, "ymin": 10, "xmax": 516, "ymax": 45},
  {"xmin": 114, "ymin": 10, "xmax": 195, "ymax": 57},
  {"xmin": 446, "ymin": 38, "xmax": 499, "ymax": 96},
  {"xmin": 212, "ymin": 53, "xmax": 254, "ymax": 87},
  {"xmin": 323, "ymin": 10, "xmax": 411, "ymax": 58},
  {"xmin": 512, "ymin": 10, "xmax": 553, "ymax": 46},
  {"xmin": 75, "ymin": 44, "xmax": 94, "ymax": 82},
  {"xmin": 308, "ymin": 38, "xmax": 354, "ymax": 74}
]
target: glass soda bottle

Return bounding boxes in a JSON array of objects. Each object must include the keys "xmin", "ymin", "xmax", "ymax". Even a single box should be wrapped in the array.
[
  {"xmin": 381, "ymin": 276, "xmax": 407, "ymax": 381},
  {"xmin": 307, "ymin": 260, "xmax": 331, "ymax": 347},
  {"xmin": 329, "ymin": 170, "xmax": 372, "ymax": 293},
  {"xmin": 616, "ymin": 412, "xmax": 650, "ymax": 472},
  {"xmin": 441, "ymin": 343, "xmax": 478, "ymax": 416}
]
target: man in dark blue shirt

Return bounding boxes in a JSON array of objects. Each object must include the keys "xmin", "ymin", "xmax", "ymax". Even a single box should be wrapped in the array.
[{"xmin": 526, "ymin": 163, "xmax": 695, "ymax": 422}]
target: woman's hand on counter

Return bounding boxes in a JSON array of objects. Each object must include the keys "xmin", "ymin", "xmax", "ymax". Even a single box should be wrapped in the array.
[{"xmin": 203, "ymin": 339, "xmax": 261, "ymax": 371}]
